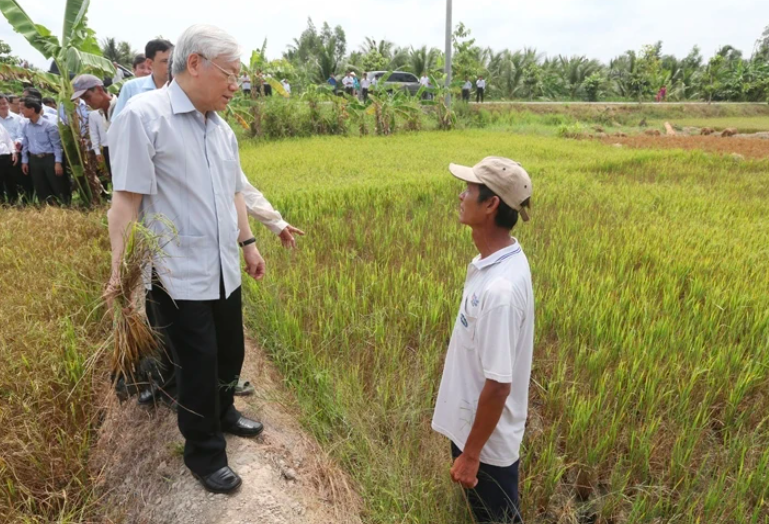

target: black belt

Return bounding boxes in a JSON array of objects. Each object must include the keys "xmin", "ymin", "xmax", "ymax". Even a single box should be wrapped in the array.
[{"xmin": 31, "ymin": 153, "xmax": 53, "ymax": 159}]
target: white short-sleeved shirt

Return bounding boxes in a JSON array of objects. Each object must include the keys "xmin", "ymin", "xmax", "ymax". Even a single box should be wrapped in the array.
[
  {"xmin": 477, "ymin": 79, "xmax": 487, "ymax": 89},
  {"xmin": 432, "ymin": 241, "xmax": 534, "ymax": 467},
  {"xmin": 109, "ymin": 80, "xmax": 244, "ymax": 301}
]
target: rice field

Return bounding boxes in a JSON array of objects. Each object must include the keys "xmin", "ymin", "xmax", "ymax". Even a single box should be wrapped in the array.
[
  {"xmin": 240, "ymin": 130, "xmax": 769, "ymax": 523},
  {"xmin": 1, "ymin": 128, "xmax": 768, "ymax": 523}
]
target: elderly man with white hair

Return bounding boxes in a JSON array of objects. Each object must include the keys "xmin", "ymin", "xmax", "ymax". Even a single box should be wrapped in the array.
[{"xmin": 107, "ymin": 25, "xmax": 265, "ymax": 494}]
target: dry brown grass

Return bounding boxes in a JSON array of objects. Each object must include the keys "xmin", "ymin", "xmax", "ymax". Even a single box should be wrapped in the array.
[
  {"xmin": 601, "ymin": 135, "xmax": 769, "ymax": 159},
  {"xmin": 0, "ymin": 206, "xmax": 110, "ymax": 523}
]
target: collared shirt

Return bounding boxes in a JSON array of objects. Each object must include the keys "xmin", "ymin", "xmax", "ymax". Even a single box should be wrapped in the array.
[
  {"xmin": 89, "ymin": 96, "xmax": 118, "ymax": 152},
  {"xmin": 21, "ymin": 115, "xmax": 63, "ymax": 163},
  {"xmin": 463, "ymin": 81, "xmax": 472, "ymax": 90},
  {"xmin": 419, "ymin": 76, "xmax": 430, "ymax": 86},
  {"xmin": 58, "ymin": 100, "xmax": 90, "ymax": 136},
  {"xmin": 0, "ymin": 112, "xmax": 25, "ymax": 144},
  {"xmin": 432, "ymin": 241, "xmax": 534, "ymax": 467},
  {"xmin": 342, "ymin": 76, "xmax": 354, "ymax": 87},
  {"xmin": 109, "ymin": 80, "xmax": 245, "ymax": 301},
  {"xmin": 477, "ymin": 79, "xmax": 487, "ymax": 89},
  {"xmin": 111, "ymin": 71, "xmax": 287, "ymax": 238},
  {"xmin": 0, "ymin": 123, "xmax": 15, "ymax": 156},
  {"xmin": 112, "ymin": 74, "xmax": 160, "ymax": 119},
  {"xmin": 361, "ymin": 78, "xmax": 371, "ymax": 89}
]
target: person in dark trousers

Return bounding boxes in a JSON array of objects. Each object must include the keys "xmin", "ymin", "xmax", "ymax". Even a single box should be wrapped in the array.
[
  {"xmin": 0, "ymin": 94, "xmax": 33, "ymax": 203},
  {"xmin": 20, "ymin": 97, "xmax": 69, "ymax": 205},
  {"xmin": 0, "ymin": 121, "xmax": 18, "ymax": 204},
  {"xmin": 462, "ymin": 76, "xmax": 472, "ymax": 102},
  {"xmin": 476, "ymin": 75, "xmax": 486, "ymax": 103},
  {"xmin": 108, "ymin": 24, "xmax": 267, "ymax": 494},
  {"xmin": 72, "ymin": 74, "xmax": 117, "ymax": 178},
  {"xmin": 433, "ymin": 157, "xmax": 535, "ymax": 523}
]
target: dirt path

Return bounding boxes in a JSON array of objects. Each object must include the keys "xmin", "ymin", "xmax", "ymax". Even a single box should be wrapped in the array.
[{"xmin": 92, "ymin": 340, "xmax": 361, "ymax": 524}]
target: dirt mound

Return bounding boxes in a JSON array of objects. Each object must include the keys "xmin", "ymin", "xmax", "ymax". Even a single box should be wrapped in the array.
[
  {"xmin": 600, "ymin": 135, "xmax": 769, "ymax": 160},
  {"xmin": 91, "ymin": 340, "xmax": 361, "ymax": 524}
]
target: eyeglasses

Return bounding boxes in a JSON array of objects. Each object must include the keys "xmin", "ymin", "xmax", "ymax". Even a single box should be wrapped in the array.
[{"xmin": 201, "ymin": 56, "xmax": 240, "ymax": 86}]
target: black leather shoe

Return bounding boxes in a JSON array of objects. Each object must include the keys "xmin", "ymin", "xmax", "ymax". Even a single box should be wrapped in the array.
[
  {"xmin": 193, "ymin": 466, "xmax": 242, "ymax": 494},
  {"xmin": 223, "ymin": 416, "xmax": 264, "ymax": 437}
]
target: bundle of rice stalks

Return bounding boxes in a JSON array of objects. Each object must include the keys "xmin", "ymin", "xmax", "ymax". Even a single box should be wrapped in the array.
[{"xmin": 103, "ymin": 216, "xmax": 175, "ymax": 385}]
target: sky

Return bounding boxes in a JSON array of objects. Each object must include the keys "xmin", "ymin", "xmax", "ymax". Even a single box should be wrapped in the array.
[{"xmin": 2, "ymin": 0, "xmax": 768, "ymax": 70}]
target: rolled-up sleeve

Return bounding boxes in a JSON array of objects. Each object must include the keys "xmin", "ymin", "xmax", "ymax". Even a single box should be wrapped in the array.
[
  {"xmin": 110, "ymin": 108, "xmax": 157, "ymax": 195},
  {"xmin": 239, "ymin": 170, "xmax": 288, "ymax": 235}
]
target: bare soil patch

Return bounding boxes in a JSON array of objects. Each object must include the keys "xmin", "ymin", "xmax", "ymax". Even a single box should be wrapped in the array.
[{"xmin": 602, "ymin": 135, "xmax": 769, "ymax": 159}]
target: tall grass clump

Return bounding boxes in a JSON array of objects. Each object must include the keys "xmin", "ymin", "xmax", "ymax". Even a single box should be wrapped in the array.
[
  {"xmin": 240, "ymin": 130, "xmax": 769, "ymax": 523},
  {"xmin": 0, "ymin": 208, "xmax": 110, "ymax": 523}
]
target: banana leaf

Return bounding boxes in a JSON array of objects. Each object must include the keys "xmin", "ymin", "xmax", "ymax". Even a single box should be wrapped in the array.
[{"xmin": 0, "ymin": 0, "xmax": 60, "ymax": 58}]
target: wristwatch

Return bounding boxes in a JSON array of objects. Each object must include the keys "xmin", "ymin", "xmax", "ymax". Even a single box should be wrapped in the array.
[{"xmin": 239, "ymin": 237, "xmax": 256, "ymax": 248}]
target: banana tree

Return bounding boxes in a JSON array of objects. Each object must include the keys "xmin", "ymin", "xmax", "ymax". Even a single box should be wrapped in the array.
[{"xmin": 1, "ymin": 0, "xmax": 116, "ymax": 206}]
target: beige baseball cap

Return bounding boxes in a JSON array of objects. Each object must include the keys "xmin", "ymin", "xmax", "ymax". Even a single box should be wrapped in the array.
[{"xmin": 449, "ymin": 156, "xmax": 532, "ymax": 221}]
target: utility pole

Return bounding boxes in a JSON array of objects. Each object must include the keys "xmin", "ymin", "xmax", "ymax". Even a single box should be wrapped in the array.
[{"xmin": 445, "ymin": 0, "xmax": 452, "ymax": 106}]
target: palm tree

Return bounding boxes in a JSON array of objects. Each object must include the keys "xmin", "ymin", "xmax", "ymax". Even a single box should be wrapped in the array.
[
  {"xmin": 558, "ymin": 55, "xmax": 603, "ymax": 99},
  {"xmin": 406, "ymin": 46, "xmax": 440, "ymax": 76}
]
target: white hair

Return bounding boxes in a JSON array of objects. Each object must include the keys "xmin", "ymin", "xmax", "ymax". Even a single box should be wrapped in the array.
[{"xmin": 172, "ymin": 24, "xmax": 241, "ymax": 76}]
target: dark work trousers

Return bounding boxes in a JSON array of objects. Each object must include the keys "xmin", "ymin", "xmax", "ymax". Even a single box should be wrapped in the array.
[
  {"xmin": 147, "ymin": 278, "xmax": 245, "ymax": 476},
  {"xmin": 362, "ymin": 88, "xmax": 369, "ymax": 101},
  {"xmin": 14, "ymin": 159, "xmax": 35, "ymax": 204},
  {"xmin": 476, "ymin": 88, "xmax": 485, "ymax": 103},
  {"xmin": 345, "ymin": 87, "xmax": 354, "ymax": 96},
  {"xmin": 102, "ymin": 146, "xmax": 112, "ymax": 179},
  {"xmin": 451, "ymin": 442, "xmax": 523, "ymax": 524},
  {"xmin": 462, "ymin": 89, "xmax": 471, "ymax": 102},
  {"xmin": 28, "ymin": 154, "xmax": 70, "ymax": 205},
  {"xmin": 0, "ymin": 154, "xmax": 18, "ymax": 204}
]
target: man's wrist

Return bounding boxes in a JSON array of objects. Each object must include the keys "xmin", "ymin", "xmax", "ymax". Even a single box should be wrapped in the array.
[{"xmin": 239, "ymin": 237, "xmax": 256, "ymax": 248}]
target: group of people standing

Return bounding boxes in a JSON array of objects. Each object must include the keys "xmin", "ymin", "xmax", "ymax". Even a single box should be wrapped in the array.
[{"xmin": 7, "ymin": 27, "xmax": 532, "ymax": 523}]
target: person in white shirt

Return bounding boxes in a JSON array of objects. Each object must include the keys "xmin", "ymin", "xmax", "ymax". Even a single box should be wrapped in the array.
[
  {"xmin": 360, "ymin": 72, "xmax": 372, "ymax": 101},
  {"xmin": 476, "ymin": 75, "xmax": 487, "ymax": 103},
  {"xmin": 419, "ymin": 72, "xmax": 432, "ymax": 100},
  {"xmin": 0, "ymin": 94, "xmax": 33, "ymax": 202},
  {"xmin": 462, "ymin": 76, "xmax": 472, "ymax": 102},
  {"xmin": 342, "ymin": 71, "xmax": 355, "ymax": 96},
  {"xmin": 433, "ymin": 156, "xmax": 533, "ymax": 524},
  {"xmin": 0, "ymin": 117, "xmax": 19, "ymax": 203},
  {"xmin": 240, "ymin": 73, "xmax": 251, "ymax": 96},
  {"xmin": 281, "ymin": 79, "xmax": 291, "ymax": 96},
  {"xmin": 71, "ymin": 74, "xmax": 118, "ymax": 176}
]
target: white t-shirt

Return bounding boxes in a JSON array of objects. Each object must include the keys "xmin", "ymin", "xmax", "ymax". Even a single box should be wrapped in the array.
[
  {"xmin": 241, "ymin": 76, "xmax": 251, "ymax": 90},
  {"xmin": 282, "ymin": 81, "xmax": 291, "ymax": 94},
  {"xmin": 420, "ymin": 76, "xmax": 430, "ymax": 86},
  {"xmin": 432, "ymin": 241, "xmax": 534, "ymax": 467},
  {"xmin": 463, "ymin": 81, "xmax": 473, "ymax": 90},
  {"xmin": 477, "ymin": 79, "xmax": 487, "ymax": 89}
]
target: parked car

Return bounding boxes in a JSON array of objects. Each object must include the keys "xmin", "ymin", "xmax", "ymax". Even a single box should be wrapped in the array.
[{"xmin": 367, "ymin": 71, "xmax": 421, "ymax": 96}]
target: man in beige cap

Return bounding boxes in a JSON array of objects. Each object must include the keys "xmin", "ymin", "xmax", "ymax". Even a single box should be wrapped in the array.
[
  {"xmin": 71, "ymin": 74, "xmax": 117, "ymax": 175},
  {"xmin": 432, "ymin": 156, "xmax": 534, "ymax": 523}
]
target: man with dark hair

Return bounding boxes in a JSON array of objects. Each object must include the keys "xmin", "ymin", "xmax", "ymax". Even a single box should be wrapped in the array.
[
  {"xmin": 20, "ymin": 97, "xmax": 68, "ymax": 205},
  {"xmin": 8, "ymin": 95, "xmax": 21, "ymax": 114},
  {"xmin": 132, "ymin": 54, "xmax": 151, "ymax": 77},
  {"xmin": 42, "ymin": 97, "xmax": 57, "ymax": 109},
  {"xmin": 23, "ymin": 87, "xmax": 58, "ymax": 122},
  {"xmin": 432, "ymin": 157, "xmax": 534, "ymax": 523},
  {"xmin": 0, "ymin": 109, "xmax": 19, "ymax": 204},
  {"xmin": 113, "ymin": 39, "xmax": 174, "ymax": 118}
]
